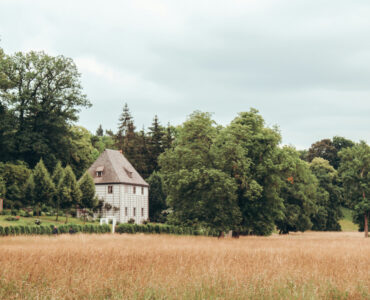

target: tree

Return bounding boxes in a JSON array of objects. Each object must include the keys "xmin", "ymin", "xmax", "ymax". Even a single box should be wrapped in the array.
[
  {"xmin": 147, "ymin": 171, "xmax": 167, "ymax": 222},
  {"xmin": 52, "ymin": 161, "xmax": 65, "ymax": 221},
  {"xmin": 307, "ymin": 139, "xmax": 338, "ymax": 167},
  {"xmin": 162, "ymin": 122, "xmax": 176, "ymax": 150},
  {"xmin": 58, "ymin": 165, "xmax": 81, "ymax": 223},
  {"xmin": 339, "ymin": 141, "xmax": 370, "ymax": 237},
  {"xmin": 275, "ymin": 147, "xmax": 317, "ymax": 234},
  {"xmin": 66, "ymin": 126, "xmax": 96, "ymax": 178},
  {"xmin": 96, "ymin": 124, "xmax": 103, "ymax": 137},
  {"xmin": 218, "ymin": 109, "xmax": 284, "ymax": 235},
  {"xmin": 32, "ymin": 159, "xmax": 55, "ymax": 216},
  {"xmin": 0, "ymin": 161, "xmax": 31, "ymax": 209},
  {"xmin": 0, "ymin": 50, "xmax": 91, "ymax": 169},
  {"xmin": 147, "ymin": 115, "xmax": 165, "ymax": 174},
  {"xmin": 78, "ymin": 172, "xmax": 97, "ymax": 223},
  {"xmin": 309, "ymin": 157, "xmax": 342, "ymax": 231},
  {"xmin": 0, "ymin": 176, "xmax": 6, "ymax": 200},
  {"xmin": 24, "ymin": 174, "xmax": 35, "ymax": 208},
  {"xmin": 159, "ymin": 111, "xmax": 242, "ymax": 231}
]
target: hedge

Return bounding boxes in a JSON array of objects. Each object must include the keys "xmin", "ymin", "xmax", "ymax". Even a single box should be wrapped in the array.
[
  {"xmin": 115, "ymin": 223, "xmax": 219, "ymax": 237},
  {"xmin": 0, "ymin": 224, "xmax": 111, "ymax": 236}
]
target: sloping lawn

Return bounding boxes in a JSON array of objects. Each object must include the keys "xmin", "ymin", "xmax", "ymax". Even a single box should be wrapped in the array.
[{"xmin": 0, "ymin": 215, "xmax": 96, "ymax": 227}]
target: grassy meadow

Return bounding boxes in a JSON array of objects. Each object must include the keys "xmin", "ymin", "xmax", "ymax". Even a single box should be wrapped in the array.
[{"xmin": 0, "ymin": 232, "xmax": 369, "ymax": 300}]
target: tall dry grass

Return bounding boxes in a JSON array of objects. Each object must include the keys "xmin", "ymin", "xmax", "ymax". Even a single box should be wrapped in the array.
[{"xmin": 0, "ymin": 232, "xmax": 369, "ymax": 299}]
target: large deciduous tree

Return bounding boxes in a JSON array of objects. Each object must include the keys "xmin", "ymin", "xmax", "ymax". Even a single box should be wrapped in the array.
[
  {"xmin": 0, "ymin": 51, "xmax": 91, "ymax": 169},
  {"xmin": 219, "ymin": 109, "xmax": 284, "ymax": 235},
  {"xmin": 309, "ymin": 157, "xmax": 342, "ymax": 231},
  {"xmin": 339, "ymin": 141, "xmax": 370, "ymax": 237},
  {"xmin": 275, "ymin": 147, "xmax": 318, "ymax": 234},
  {"xmin": 159, "ymin": 111, "xmax": 242, "ymax": 231}
]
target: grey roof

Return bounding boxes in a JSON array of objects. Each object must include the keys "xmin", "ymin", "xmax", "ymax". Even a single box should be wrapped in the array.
[{"xmin": 87, "ymin": 149, "xmax": 149, "ymax": 186}]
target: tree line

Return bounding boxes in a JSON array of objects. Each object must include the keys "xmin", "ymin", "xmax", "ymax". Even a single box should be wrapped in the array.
[{"xmin": 0, "ymin": 48, "xmax": 369, "ymax": 236}]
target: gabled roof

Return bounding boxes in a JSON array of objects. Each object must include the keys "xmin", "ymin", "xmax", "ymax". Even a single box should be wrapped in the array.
[{"xmin": 87, "ymin": 149, "xmax": 149, "ymax": 187}]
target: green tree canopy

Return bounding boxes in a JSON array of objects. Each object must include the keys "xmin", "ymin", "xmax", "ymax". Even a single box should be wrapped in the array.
[
  {"xmin": 220, "ymin": 109, "xmax": 284, "ymax": 235},
  {"xmin": 0, "ymin": 161, "xmax": 31, "ymax": 208},
  {"xmin": 309, "ymin": 157, "xmax": 342, "ymax": 231},
  {"xmin": 339, "ymin": 141, "xmax": 370, "ymax": 237},
  {"xmin": 59, "ymin": 165, "xmax": 81, "ymax": 223},
  {"xmin": 0, "ymin": 50, "xmax": 91, "ymax": 169},
  {"xmin": 147, "ymin": 171, "xmax": 167, "ymax": 222},
  {"xmin": 275, "ymin": 147, "xmax": 318, "ymax": 234},
  {"xmin": 32, "ymin": 159, "xmax": 55, "ymax": 216},
  {"xmin": 159, "ymin": 111, "xmax": 242, "ymax": 231},
  {"xmin": 78, "ymin": 172, "xmax": 96, "ymax": 209}
]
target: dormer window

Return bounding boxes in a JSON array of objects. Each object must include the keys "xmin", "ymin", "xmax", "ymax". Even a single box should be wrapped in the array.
[
  {"xmin": 96, "ymin": 166, "xmax": 104, "ymax": 177},
  {"xmin": 124, "ymin": 167, "xmax": 133, "ymax": 178}
]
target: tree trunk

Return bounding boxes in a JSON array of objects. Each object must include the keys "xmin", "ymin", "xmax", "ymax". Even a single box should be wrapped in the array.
[
  {"xmin": 365, "ymin": 213, "xmax": 368, "ymax": 238},
  {"xmin": 55, "ymin": 207, "xmax": 59, "ymax": 221},
  {"xmin": 65, "ymin": 211, "xmax": 69, "ymax": 224}
]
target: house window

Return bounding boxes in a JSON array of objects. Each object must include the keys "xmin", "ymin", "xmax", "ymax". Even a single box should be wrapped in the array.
[
  {"xmin": 141, "ymin": 208, "xmax": 144, "ymax": 217},
  {"xmin": 125, "ymin": 207, "xmax": 128, "ymax": 216},
  {"xmin": 133, "ymin": 207, "xmax": 136, "ymax": 217},
  {"xmin": 133, "ymin": 186, "xmax": 136, "ymax": 194},
  {"xmin": 96, "ymin": 171, "xmax": 102, "ymax": 177},
  {"xmin": 141, "ymin": 187, "xmax": 144, "ymax": 195},
  {"xmin": 108, "ymin": 186, "xmax": 113, "ymax": 194}
]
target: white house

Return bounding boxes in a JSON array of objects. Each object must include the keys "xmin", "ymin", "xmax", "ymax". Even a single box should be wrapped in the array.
[{"xmin": 87, "ymin": 149, "xmax": 149, "ymax": 224}]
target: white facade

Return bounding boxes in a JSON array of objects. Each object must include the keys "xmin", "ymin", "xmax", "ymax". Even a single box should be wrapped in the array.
[{"xmin": 96, "ymin": 184, "xmax": 149, "ymax": 224}]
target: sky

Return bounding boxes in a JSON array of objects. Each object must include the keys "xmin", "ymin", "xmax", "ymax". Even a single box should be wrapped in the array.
[{"xmin": 1, "ymin": 0, "xmax": 370, "ymax": 149}]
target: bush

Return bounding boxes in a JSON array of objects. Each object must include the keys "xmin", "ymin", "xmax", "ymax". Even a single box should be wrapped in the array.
[
  {"xmin": 0, "ymin": 224, "xmax": 111, "ymax": 236},
  {"xmin": 128, "ymin": 218, "xmax": 135, "ymax": 224},
  {"xmin": 34, "ymin": 219, "xmax": 42, "ymax": 225},
  {"xmin": 5, "ymin": 216, "xmax": 20, "ymax": 222}
]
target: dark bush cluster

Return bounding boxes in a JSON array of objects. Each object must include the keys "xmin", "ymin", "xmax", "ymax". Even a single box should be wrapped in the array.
[
  {"xmin": 115, "ymin": 223, "xmax": 218, "ymax": 236},
  {"xmin": 0, "ymin": 224, "xmax": 111, "ymax": 236}
]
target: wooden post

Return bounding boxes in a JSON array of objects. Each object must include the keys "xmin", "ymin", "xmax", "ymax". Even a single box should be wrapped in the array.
[{"xmin": 0, "ymin": 198, "xmax": 3, "ymax": 212}]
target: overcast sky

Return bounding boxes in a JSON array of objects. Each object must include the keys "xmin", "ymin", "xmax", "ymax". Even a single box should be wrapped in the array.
[{"xmin": 1, "ymin": 0, "xmax": 370, "ymax": 149}]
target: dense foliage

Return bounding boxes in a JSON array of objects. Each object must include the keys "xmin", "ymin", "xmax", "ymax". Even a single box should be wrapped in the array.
[{"xmin": 0, "ymin": 47, "xmax": 368, "ymax": 236}]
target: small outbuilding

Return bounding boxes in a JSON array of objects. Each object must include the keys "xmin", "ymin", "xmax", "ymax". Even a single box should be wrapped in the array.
[{"xmin": 87, "ymin": 149, "xmax": 149, "ymax": 224}]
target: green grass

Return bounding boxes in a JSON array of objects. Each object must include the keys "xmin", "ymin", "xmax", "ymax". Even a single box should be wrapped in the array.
[
  {"xmin": 0, "ymin": 214, "xmax": 96, "ymax": 227},
  {"xmin": 339, "ymin": 207, "xmax": 359, "ymax": 232}
]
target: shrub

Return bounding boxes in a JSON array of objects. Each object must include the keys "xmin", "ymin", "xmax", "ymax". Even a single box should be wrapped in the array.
[
  {"xmin": 5, "ymin": 216, "xmax": 20, "ymax": 222},
  {"xmin": 128, "ymin": 218, "xmax": 135, "ymax": 224},
  {"xmin": 34, "ymin": 219, "xmax": 42, "ymax": 225}
]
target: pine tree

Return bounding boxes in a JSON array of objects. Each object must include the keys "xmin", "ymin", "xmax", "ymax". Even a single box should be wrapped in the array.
[
  {"xmin": 148, "ymin": 115, "xmax": 165, "ymax": 174},
  {"xmin": 162, "ymin": 122, "xmax": 175, "ymax": 150},
  {"xmin": 59, "ymin": 165, "xmax": 81, "ymax": 224},
  {"xmin": 117, "ymin": 103, "xmax": 133, "ymax": 136},
  {"xmin": 96, "ymin": 124, "xmax": 104, "ymax": 137},
  {"xmin": 52, "ymin": 162, "xmax": 65, "ymax": 221},
  {"xmin": 78, "ymin": 172, "xmax": 97, "ymax": 223},
  {"xmin": 24, "ymin": 174, "xmax": 35, "ymax": 208},
  {"xmin": 33, "ymin": 159, "xmax": 55, "ymax": 216}
]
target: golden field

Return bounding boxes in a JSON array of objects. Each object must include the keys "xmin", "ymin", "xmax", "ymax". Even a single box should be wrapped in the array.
[{"xmin": 0, "ymin": 232, "xmax": 369, "ymax": 300}]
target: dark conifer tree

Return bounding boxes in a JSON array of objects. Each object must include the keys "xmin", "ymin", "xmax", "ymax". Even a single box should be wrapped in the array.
[
  {"xmin": 96, "ymin": 125, "xmax": 104, "ymax": 137},
  {"xmin": 148, "ymin": 115, "xmax": 165, "ymax": 174}
]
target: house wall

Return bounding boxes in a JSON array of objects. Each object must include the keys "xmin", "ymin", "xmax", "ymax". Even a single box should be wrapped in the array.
[{"xmin": 95, "ymin": 184, "xmax": 149, "ymax": 224}]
